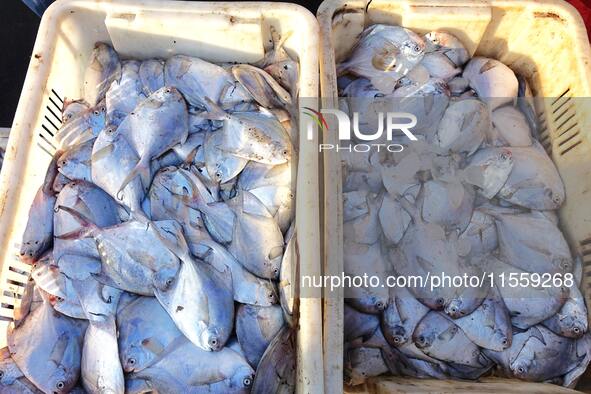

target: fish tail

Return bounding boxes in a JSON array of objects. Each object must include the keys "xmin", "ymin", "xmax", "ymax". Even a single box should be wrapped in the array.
[
  {"xmin": 116, "ymin": 157, "xmax": 151, "ymax": 202},
  {"xmin": 55, "ymin": 205, "xmax": 98, "ymax": 239},
  {"xmin": 203, "ymin": 97, "xmax": 228, "ymax": 120}
]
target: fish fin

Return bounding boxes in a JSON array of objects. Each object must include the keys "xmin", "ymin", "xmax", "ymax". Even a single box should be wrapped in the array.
[
  {"xmin": 116, "ymin": 156, "xmax": 151, "ymax": 201},
  {"xmin": 67, "ymin": 128, "xmax": 96, "ymax": 148},
  {"xmin": 479, "ymin": 59, "xmax": 497, "ymax": 74},
  {"xmin": 55, "ymin": 205, "xmax": 98, "ymax": 238},
  {"xmin": 203, "ymin": 97, "xmax": 228, "ymax": 120},
  {"xmin": 529, "ymin": 326, "xmax": 546, "ymax": 345},
  {"xmin": 48, "ymin": 333, "xmax": 70, "ymax": 366},
  {"xmin": 438, "ymin": 324, "xmax": 459, "ymax": 342},
  {"xmin": 91, "ymin": 143, "xmax": 115, "ymax": 162}
]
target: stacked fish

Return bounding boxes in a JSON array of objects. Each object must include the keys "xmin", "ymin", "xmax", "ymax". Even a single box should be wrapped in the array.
[
  {"xmin": 338, "ymin": 25, "xmax": 591, "ymax": 387},
  {"xmin": 4, "ymin": 33, "xmax": 298, "ymax": 394}
]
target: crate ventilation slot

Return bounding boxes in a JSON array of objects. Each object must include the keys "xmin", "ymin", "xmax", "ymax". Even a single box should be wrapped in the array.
[
  {"xmin": 37, "ymin": 89, "xmax": 63, "ymax": 158},
  {"xmin": 550, "ymin": 88, "xmax": 583, "ymax": 156},
  {"xmin": 580, "ymin": 238, "xmax": 591, "ymax": 292},
  {"xmin": 537, "ymin": 111, "xmax": 552, "ymax": 154},
  {"xmin": 0, "ymin": 243, "xmax": 33, "ymax": 321}
]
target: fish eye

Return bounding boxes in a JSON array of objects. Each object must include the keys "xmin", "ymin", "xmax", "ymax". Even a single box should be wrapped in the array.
[
  {"xmin": 449, "ymin": 306, "xmax": 457, "ymax": 314},
  {"xmin": 376, "ymin": 301, "xmax": 385, "ymax": 310},
  {"xmin": 517, "ymin": 367, "xmax": 525, "ymax": 374},
  {"xmin": 165, "ymin": 88, "xmax": 171, "ymax": 93},
  {"xmin": 56, "ymin": 381, "xmax": 65, "ymax": 390},
  {"xmin": 393, "ymin": 336, "xmax": 401, "ymax": 344},
  {"xmin": 268, "ymin": 292, "xmax": 275, "ymax": 299},
  {"xmin": 436, "ymin": 298, "xmax": 444, "ymax": 306},
  {"xmin": 101, "ymin": 106, "xmax": 106, "ymax": 113},
  {"xmin": 282, "ymin": 149, "xmax": 289, "ymax": 156},
  {"xmin": 243, "ymin": 377, "xmax": 252, "ymax": 387},
  {"xmin": 165, "ymin": 278, "xmax": 174, "ymax": 287},
  {"xmin": 128, "ymin": 358, "xmax": 136, "ymax": 365},
  {"xmin": 574, "ymin": 327, "xmax": 581, "ymax": 334},
  {"xmin": 215, "ymin": 171, "xmax": 223, "ymax": 179},
  {"xmin": 93, "ymin": 110, "xmax": 100, "ymax": 116},
  {"xmin": 501, "ymin": 338, "xmax": 508, "ymax": 345},
  {"xmin": 417, "ymin": 336, "xmax": 425, "ymax": 344},
  {"xmin": 273, "ymin": 268, "xmax": 279, "ymax": 275}
]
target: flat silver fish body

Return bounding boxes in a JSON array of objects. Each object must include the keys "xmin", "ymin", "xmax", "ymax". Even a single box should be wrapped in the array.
[
  {"xmin": 510, "ymin": 326, "xmax": 588, "ymax": 384},
  {"xmin": 81, "ymin": 317, "xmax": 124, "ymax": 394},
  {"xmin": 413, "ymin": 311, "xmax": 488, "ymax": 368},
  {"xmin": 127, "ymin": 337, "xmax": 254, "ymax": 394},
  {"xmin": 57, "ymin": 139, "xmax": 94, "ymax": 183},
  {"xmin": 344, "ymin": 346, "xmax": 389, "ymax": 386},
  {"xmin": 164, "ymin": 55, "xmax": 251, "ymax": 108},
  {"xmin": 251, "ymin": 327, "xmax": 296, "ymax": 394},
  {"xmin": 0, "ymin": 347, "xmax": 42, "ymax": 393},
  {"xmin": 421, "ymin": 179, "xmax": 475, "ymax": 233},
  {"xmin": 149, "ymin": 167, "xmax": 214, "ymax": 257},
  {"xmin": 8, "ymin": 300, "xmax": 88, "ymax": 394},
  {"xmin": 543, "ymin": 283, "xmax": 588, "ymax": 338},
  {"xmin": 498, "ymin": 143, "xmax": 565, "ymax": 210},
  {"xmin": 200, "ymin": 239, "xmax": 277, "ymax": 306},
  {"xmin": 232, "ymin": 64, "xmax": 292, "ymax": 109},
  {"xmin": 463, "ymin": 147, "xmax": 513, "ymax": 199},
  {"xmin": 337, "ymin": 24, "xmax": 426, "ymax": 94},
  {"xmin": 120, "ymin": 86, "xmax": 189, "ymax": 191},
  {"xmin": 154, "ymin": 232, "xmax": 234, "ymax": 352},
  {"xmin": 106, "ymin": 60, "xmax": 146, "ymax": 126},
  {"xmin": 139, "ymin": 59, "xmax": 165, "ymax": 96},
  {"xmin": 382, "ymin": 285, "xmax": 429, "ymax": 346},
  {"xmin": 83, "ymin": 43, "xmax": 121, "ymax": 107},
  {"xmin": 434, "ymin": 98, "xmax": 488, "ymax": 155},
  {"xmin": 20, "ymin": 185, "xmax": 56, "ymax": 264},
  {"xmin": 204, "ymin": 130, "xmax": 248, "ymax": 183},
  {"xmin": 53, "ymin": 181, "xmax": 120, "ymax": 281},
  {"xmin": 344, "ymin": 191, "xmax": 382, "ymax": 245},
  {"xmin": 424, "ymin": 31, "xmax": 470, "ymax": 67},
  {"xmin": 463, "ymin": 57, "xmax": 518, "ymax": 110},
  {"xmin": 344, "ymin": 241, "xmax": 389, "ymax": 314},
  {"xmin": 228, "ymin": 191, "xmax": 285, "ymax": 280},
  {"xmin": 279, "ymin": 226, "xmax": 297, "ymax": 325},
  {"xmin": 117, "ymin": 296, "xmax": 183, "ymax": 374},
  {"xmin": 490, "ymin": 210, "xmax": 572, "ymax": 274},
  {"xmin": 345, "ymin": 304, "xmax": 380, "ymax": 342},
  {"xmin": 458, "ymin": 209, "xmax": 498, "ymax": 258},
  {"xmin": 91, "ymin": 124, "xmax": 146, "ymax": 215},
  {"xmin": 236, "ymin": 304, "xmax": 285, "ymax": 368},
  {"xmin": 57, "ymin": 102, "xmax": 106, "ymax": 148},
  {"xmin": 420, "ymin": 52, "xmax": 461, "ymax": 81},
  {"xmin": 219, "ymin": 110, "xmax": 292, "ymax": 165},
  {"xmin": 491, "ymin": 105, "xmax": 532, "ymax": 147},
  {"xmin": 452, "ymin": 286, "xmax": 512, "ymax": 351},
  {"xmin": 237, "ymin": 160, "xmax": 294, "ymax": 233},
  {"xmin": 486, "ymin": 256, "xmax": 568, "ymax": 329}
]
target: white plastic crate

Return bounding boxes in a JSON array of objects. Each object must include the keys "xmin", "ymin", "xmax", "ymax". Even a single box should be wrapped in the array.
[
  {"xmin": 0, "ymin": 1, "xmax": 323, "ymax": 392},
  {"xmin": 317, "ymin": 0, "xmax": 591, "ymax": 392}
]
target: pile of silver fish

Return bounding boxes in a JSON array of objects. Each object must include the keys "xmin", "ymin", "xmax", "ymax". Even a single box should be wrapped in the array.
[
  {"xmin": 338, "ymin": 25, "xmax": 591, "ymax": 387},
  {"xmin": 4, "ymin": 33, "xmax": 299, "ymax": 394}
]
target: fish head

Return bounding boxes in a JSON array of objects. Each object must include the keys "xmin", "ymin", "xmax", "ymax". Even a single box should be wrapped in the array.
[
  {"xmin": 267, "ymin": 245, "xmax": 284, "ymax": 280},
  {"xmin": 511, "ymin": 357, "xmax": 532, "ymax": 379},
  {"xmin": 120, "ymin": 343, "xmax": 153, "ymax": 373},
  {"xmin": 87, "ymin": 102, "xmax": 107, "ymax": 134},
  {"xmin": 413, "ymin": 329, "xmax": 435, "ymax": 349},
  {"xmin": 492, "ymin": 329, "xmax": 511, "ymax": 350},
  {"xmin": 256, "ymin": 280, "xmax": 278, "ymax": 306},
  {"xmin": 62, "ymin": 101, "xmax": 89, "ymax": 124},
  {"xmin": 400, "ymin": 33, "xmax": 426, "ymax": 62},
  {"xmin": 229, "ymin": 365, "xmax": 255, "ymax": 391},
  {"xmin": 202, "ymin": 328, "xmax": 224, "ymax": 352},
  {"xmin": 385, "ymin": 324, "xmax": 408, "ymax": 346},
  {"xmin": 545, "ymin": 186, "xmax": 565, "ymax": 209},
  {"xmin": 20, "ymin": 238, "xmax": 50, "ymax": 264},
  {"xmin": 152, "ymin": 265, "xmax": 180, "ymax": 292},
  {"xmin": 267, "ymin": 141, "xmax": 292, "ymax": 165},
  {"xmin": 151, "ymin": 86, "xmax": 184, "ymax": 105},
  {"xmin": 560, "ymin": 315, "xmax": 587, "ymax": 338},
  {"xmin": 40, "ymin": 364, "xmax": 78, "ymax": 394},
  {"xmin": 444, "ymin": 298, "xmax": 469, "ymax": 319},
  {"xmin": 0, "ymin": 357, "xmax": 22, "ymax": 385}
]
